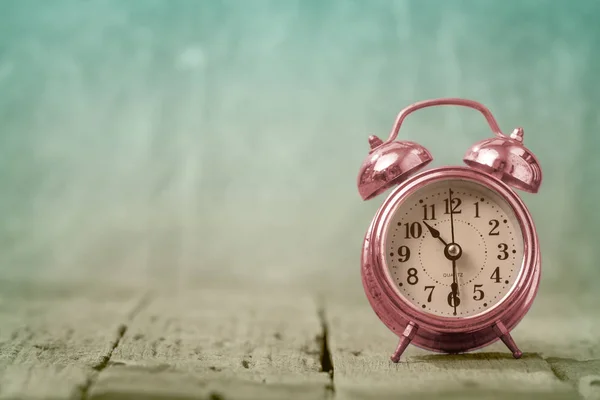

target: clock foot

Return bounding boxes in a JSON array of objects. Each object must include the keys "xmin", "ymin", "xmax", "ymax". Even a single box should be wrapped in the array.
[
  {"xmin": 493, "ymin": 321, "xmax": 522, "ymax": 359},
  {"xmin": 390, "ymin": 322, "xmax": 418, "ymax": 363}
]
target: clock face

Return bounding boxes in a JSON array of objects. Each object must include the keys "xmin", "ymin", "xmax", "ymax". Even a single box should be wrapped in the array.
[{"xmin": 384, "ymin": 178, "xmax": 525, "ymax": 318}]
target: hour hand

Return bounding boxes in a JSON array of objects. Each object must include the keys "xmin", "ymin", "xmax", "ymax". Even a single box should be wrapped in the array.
[{"xmin": 423, "ymin": 221, "xmax": 448, "ymax": 246}]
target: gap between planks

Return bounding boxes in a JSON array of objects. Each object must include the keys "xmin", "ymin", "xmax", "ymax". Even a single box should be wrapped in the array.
[{"xmin": 74, "ymin": 292, "xmax": 153, "ymax": 400}]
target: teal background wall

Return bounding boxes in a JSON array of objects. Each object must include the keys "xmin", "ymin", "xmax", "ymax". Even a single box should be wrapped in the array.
[{"xmin": 0, "ymin": 0, "xmax": 598, "ymax": 293}]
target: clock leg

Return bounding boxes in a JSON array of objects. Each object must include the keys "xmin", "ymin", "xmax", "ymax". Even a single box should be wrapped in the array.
[
  {"xmin": 493, "ymin": 321, "xmax": 522, "ymax": 359},
  {"xmin": 391, "ymin": 322, "xmax": 418, "ymax": 363}
]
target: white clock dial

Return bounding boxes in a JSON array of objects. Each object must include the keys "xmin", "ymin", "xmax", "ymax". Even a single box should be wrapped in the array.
[{"xmin": 385, "ymin": 178, "xmax": 525, "ymax": 318}]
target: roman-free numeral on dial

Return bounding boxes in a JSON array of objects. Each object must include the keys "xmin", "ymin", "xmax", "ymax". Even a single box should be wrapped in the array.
[
  {"xmin": 447, "ymin": 291, "xmax": 460, "ymax": 308},
  {"xmin": 424, "ymin": 285, "xmax": 435, "ymax": 302},
  {"xmin": 473, "ymin": 284, "xmax": 485, "ymax": 301},
  {"xmin": 497, "ymin": 243, "xmax": 509, "ymax": 260},
  {"xmin": 489, "ymin": 219, "xmax": 500, "ymax": 235},
  {"xmin": 397, "ymin": 246, "xmax": 410, "ymax": 262},
  {"xmin": 490, "ymin": 266, "xmax": 502, "ymax": 283},
  {"xmin": 407, "ymin": 268, "xmax": 419, "ymax": 285},
  {"xmin": 444, "ymin": 197, "xmax": 462, "ymax": 214},
  {"xmin": 400, "ymin": 222, "xmax": 422, "ymax": 239},
  {"xmin": 422, "ymin": 204, "xmax": 436, "ymax": 220},
  {"xmin": 474, "ymin": 201, "xmax": 481, "ymax": 218}
]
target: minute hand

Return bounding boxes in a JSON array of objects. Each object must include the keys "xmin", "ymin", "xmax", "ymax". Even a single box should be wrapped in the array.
[{"xmin": 448, "ymin": 188, "xmax": 459, "ymax": 315}]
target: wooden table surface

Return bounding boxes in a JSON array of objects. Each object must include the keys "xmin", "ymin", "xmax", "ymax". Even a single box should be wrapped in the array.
[{"xmin": 0, "ymin": 275, "xmax": 598, "ymax": 400}]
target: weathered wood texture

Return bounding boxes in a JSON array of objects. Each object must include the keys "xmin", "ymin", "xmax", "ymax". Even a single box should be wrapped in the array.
[
  {"xmin": 88, "ymin": 286, "xmax": 332, "ymax": 400},
  {"xmin": 0, "ymin": 280, "xmax": 147, "ymax": 400},
  {"xmin": 1, "ymin": 278, "xmax": 598, "ymax": 400}
]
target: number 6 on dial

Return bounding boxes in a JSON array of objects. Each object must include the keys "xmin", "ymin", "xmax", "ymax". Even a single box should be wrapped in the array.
[{"xmin": 357, "ymin": 98, "xmax": 542, "ymax": 362}]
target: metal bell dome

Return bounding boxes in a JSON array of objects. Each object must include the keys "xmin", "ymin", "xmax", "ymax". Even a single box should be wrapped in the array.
[
  {"xmin": 463, "ymin": 128, "xmax": 542, "ymax": 193},
  {"xmin": 357, "ymin": 135, "xmax": 432, "ymax": 200}
]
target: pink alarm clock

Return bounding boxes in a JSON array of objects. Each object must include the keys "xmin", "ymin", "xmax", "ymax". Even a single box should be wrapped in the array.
[{"xmin": 357, "ymin": 98, "xmax": 542, "ymax": 362}]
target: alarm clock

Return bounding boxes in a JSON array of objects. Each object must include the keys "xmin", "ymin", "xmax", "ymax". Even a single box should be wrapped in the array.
[{"xmin": 357, "ymin": 98, "xmax": 542, "ymax": 362}]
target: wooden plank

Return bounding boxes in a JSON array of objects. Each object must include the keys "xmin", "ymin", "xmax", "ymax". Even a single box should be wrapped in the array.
[
  {"xmin": 546, "ymin": 358, "xmax": 600, "ymax": 400},
  {"xmin": 0, "ymin": 279, "xmax": 147, "ymax": 400},
  {"xmin": 325, "ymin": 287, "xmax": 594, "ymax": 400},
  {"xmin": 89, "ymin": 285, "xmax": 331, "ymax": 400}
]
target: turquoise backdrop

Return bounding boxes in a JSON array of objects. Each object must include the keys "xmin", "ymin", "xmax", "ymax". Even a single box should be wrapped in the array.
[{"xmin": 1, "ymin": 0, "xmax": 599, "ymax": 294}]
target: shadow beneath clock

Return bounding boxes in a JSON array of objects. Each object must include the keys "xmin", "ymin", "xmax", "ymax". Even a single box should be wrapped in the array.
[{"xmin": 412, "ymin": 351, "xmax": 544, "ymax": 362}]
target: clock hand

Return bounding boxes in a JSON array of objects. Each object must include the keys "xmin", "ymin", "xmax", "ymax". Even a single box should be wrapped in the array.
[
  {"xmin": 448, "ymin": 188, "xmax": 456, "ymax": 243},
  {"xmin": 422, "ymin": 221, "xmax": 448, "ymax": 246},
  {"xmin": 451, "ymin": 262, "xmax": 459, "ymax": 316},
  {"xmin": 448, "ymin": 188, "xmax": 459, "ymax": 315}
]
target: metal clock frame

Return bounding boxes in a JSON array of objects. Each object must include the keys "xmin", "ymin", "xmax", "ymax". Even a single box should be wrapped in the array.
[{"xmin": 361, "ymin": 166, "xmax": 540, "ymax": 361}]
